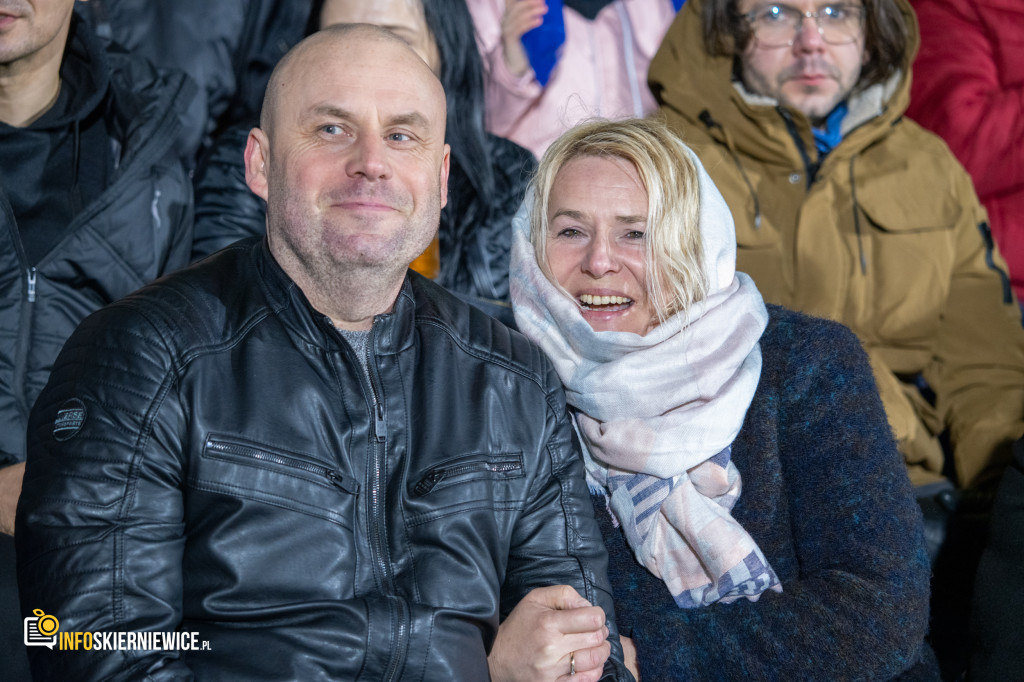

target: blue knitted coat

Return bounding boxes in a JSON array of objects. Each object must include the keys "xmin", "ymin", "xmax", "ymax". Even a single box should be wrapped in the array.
[{"xmin": 595, "ymin": 305, "xmax": 938, "ymax": 680}]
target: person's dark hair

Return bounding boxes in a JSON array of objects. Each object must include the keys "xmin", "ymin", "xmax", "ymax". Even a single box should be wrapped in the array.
[
  {"xmin": 701, "ymin": 0, "xmax": 908, "ymax": 90},
  {"xmin": 419, "ymin": 0, "xmax": 497, "ymax": 245},
  {"xmin": 306, "ymin": 0, "xmax": 497, "ymax": 255}
]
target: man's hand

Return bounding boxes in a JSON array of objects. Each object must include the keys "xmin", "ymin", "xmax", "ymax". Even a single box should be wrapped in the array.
[
  {"xmin": 0, "ymin": 462, "xmax": 26, "ymax": 536},
  {"xmin": 501, "ymin": 0, "xmax": 548, "ymax": 77},
  {"xmin": 489, "ymin": 584, "xmax": 611, "ymax": 682}
]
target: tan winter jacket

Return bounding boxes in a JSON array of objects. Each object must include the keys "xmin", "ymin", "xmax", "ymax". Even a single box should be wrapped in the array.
[{"xmin": 649, "ymin": 0, "xmax": 1024, "ymax": 489}]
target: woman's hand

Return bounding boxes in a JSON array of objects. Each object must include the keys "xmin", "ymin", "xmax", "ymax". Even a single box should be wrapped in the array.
[
  {"xmin": 488, "ymin": 585, "xmax": 611, "ymax": 682},
  {"xmin": 501, "ymin": 0, "xmax": 549, "ymax": 77}
]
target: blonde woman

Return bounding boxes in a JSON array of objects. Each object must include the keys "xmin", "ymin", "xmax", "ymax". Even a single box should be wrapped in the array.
[{"xmin": 510, "ymin": 118, "xmax": 936, "ymax": 679}]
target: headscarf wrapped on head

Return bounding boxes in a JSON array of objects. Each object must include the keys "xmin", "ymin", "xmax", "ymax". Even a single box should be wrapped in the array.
[{"xmin": 510, "ymin": 139, "xmax": 781, "ymax": 607}]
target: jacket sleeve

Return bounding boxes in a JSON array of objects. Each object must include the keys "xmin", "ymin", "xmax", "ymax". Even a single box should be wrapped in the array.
[
  {"xmin": 15, "ymin": 304, "xmax": 196, "ymax": 681},
  {"xmin": 929, "ymin": 175, "xmax": 1024, "ymax": 491},
  {"xmin": 191, "ymin": 123, "xmax": 267, "ymax": 261},
  {"xmin": 907, "ymin": 0, "xmax": 1024, "ymax": 198},
  {"xmin": 612, "ymin": 320, "xmax": 932, "ymax": 680},
  {"xmin": 467, "ymin": 0, "xmax": 546, "ymax": 138},
  {"xmin": 500, "ymin": 361, "xmax": 632, "ymax": 681}
]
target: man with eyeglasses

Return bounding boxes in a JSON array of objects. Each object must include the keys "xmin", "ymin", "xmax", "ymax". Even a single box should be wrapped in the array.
[{"xmin": 649, "ymin": 0, "xmax": 1024, "ymax": 511}]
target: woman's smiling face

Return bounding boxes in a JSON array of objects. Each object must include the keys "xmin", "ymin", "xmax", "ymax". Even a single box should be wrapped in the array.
[{"xmin": 545, "ymin": 155, "xmax": 659, "ymax": 335}]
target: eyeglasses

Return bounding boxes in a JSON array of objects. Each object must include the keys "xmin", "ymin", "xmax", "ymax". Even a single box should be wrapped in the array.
[{"xmin": 744, "ymin": 3, "xmax": 866, "ymax": 47}]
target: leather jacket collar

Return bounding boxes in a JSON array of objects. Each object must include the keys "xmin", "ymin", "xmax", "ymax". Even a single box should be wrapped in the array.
[{"xmin": 251, "ymin": 237, "xmax": 417, "ymax": 357}]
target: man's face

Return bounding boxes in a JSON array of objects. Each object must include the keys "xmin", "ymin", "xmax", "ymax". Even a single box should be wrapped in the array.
[
  {"xmin": 0, "ymin": 0, "xmax": 76, "ymax": 68},
  {"xmin": 737, "ymin": 0, "xmax": 868, "ymax": 123},
  {"xmin": 246, "ymin": 32, "xmax": 449, "ymax": 290}
]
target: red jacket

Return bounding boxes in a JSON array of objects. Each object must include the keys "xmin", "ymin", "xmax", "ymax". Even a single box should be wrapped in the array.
[{"xmin": 907, "ymin": 0, "xmax": 1024, "ymax": 301}]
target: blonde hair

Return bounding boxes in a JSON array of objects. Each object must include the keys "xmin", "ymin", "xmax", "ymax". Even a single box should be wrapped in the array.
[{"xmin": 530, "ymin": 118, "xmax": 708, "ymax": 323}]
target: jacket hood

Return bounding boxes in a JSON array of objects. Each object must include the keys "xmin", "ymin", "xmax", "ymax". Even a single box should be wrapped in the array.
[
  {"xmin": 649, "ymin": 0, "xmax": 920, "ymax": 157},
  {"xmin": 5, "ymin": 7, "xmax": 195, "ymax": 163}
]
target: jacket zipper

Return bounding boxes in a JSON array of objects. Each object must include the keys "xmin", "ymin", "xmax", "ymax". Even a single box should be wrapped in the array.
[
  {"xmin": 977, "ymin": 221, "xmax": 1013, "ymax": 304},
  {"xmin": 413, "ymin": 458, "xmax": 524, "ymax": 496},
  {"xmin": 5, "ymin": 189, "xmax": 36, "ymax": 422},
  {"xmin": 848, "ymin": 156, "xmax": 868, "ymax": 275},
  {"xmin": 383, "ymin": 598, "xmax": 409, "ymax": 682},
  {"xmin": 360, "ymin": 320, "xmax": 406, "ymax": 681},
  {"xmin": 203, "ymin": 437, "xmax": 358, "ymax": 494},
  {"xmin": 778, "ymin": 107, "xmax": 819, "ymax": 187},
  {"xmin": 364, "ymin": 322, "xmax": 392, "ymax": 583}
]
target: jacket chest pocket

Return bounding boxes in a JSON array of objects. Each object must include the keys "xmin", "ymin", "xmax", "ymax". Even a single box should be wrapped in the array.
[
  {"xmin": 195, "ymin": 434, "xmax": 360, "ymax": 525},
  {"xmin": 856, "ymin": 196, "xmax": 958, "ymax": 340},
  {"xmin": 404, "ymin": 453, "xmax": 526, "ymax": 527},
  {"xmin": 186, "ymin": 434, "xmax": 362, "ymax": 602}
]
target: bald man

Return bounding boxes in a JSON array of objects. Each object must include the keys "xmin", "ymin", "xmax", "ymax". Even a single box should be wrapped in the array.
[{"xmin": 15, "ymin": 25, "xmax": 630, "ymax": 682}]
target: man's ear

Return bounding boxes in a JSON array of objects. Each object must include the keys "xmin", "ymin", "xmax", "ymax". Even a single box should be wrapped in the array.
[
  {"xmin": 244, "ymin": 128, "xmax": 270, "ymax": 201},
  {"xmin": 438, "ymin": 143, "xmax": 451, "ymax": 210}
]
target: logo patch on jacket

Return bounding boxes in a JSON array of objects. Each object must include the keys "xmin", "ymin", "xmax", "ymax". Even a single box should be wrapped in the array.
[{"xmin": 54, "ymin": 399, "xmax": 86, "ymax": 441}]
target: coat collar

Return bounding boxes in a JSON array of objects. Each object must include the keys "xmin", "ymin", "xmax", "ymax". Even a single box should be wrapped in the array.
[{"xmin": 252, "ymin": 238, "xmax": 418, "ymax": 356}]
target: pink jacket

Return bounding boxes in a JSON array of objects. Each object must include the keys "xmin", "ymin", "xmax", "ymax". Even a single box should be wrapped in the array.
[
  {"xmin": 468, "ymin": 0, "xmax": 677, "ymax": 158},
  {"xmin": 907, "ymin": 0, "xmax": 1024, "ymax": 301}
]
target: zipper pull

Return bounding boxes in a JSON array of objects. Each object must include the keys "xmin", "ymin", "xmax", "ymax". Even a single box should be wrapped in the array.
[
  {"xmin": 327, "ymin": 470, "xmax": 359, "ymax": 495},
  {"xmin": 374, "ymin": 402, "xmax": 387, "ymax": 443},
  {"xmin": 26, "ymin": 267, "xmax": 36, "ymax": 303},
  {"xmin": 413, "ymin": 471, "xmax": 443, "ymax": 497},
  {"xmin": 150, "ymin": 188, "xmax": 163, "ymax": 232}
]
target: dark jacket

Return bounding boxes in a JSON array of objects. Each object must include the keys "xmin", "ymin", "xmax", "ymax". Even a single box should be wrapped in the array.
[
  {"xmin": 597, "ymin": 306, "xmax": 937, "ymax": 680},
  {"xmin": 0, "ymin": 12, "xmax": 194, "ymax": 468},
  {"xmin": 16, "ymin": 238, "xmax": 629, "ymax": 681},
  {"xmin": 192, "ymin": 122, "xmax": 534, "ymax": 304},
  {"xmin": 86, "ymin": 0, "xmax": 311, "ymax": 161},
  {"xmin": 970, "ymin": 436, "xmax": 1024, "ymax": 681},
  {"xmin": 649, "ymin": 0, "xmax": 1024, "ymax": 491}
]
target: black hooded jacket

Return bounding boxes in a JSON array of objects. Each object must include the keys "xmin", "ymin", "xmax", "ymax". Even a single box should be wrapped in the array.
[
  {"xmin": 0, "ymin": 10, "xmax": 195, "ymax": 466},
  {"xmin": 84, "ymin": 0, "xmax": 311, "ymax": 163}
]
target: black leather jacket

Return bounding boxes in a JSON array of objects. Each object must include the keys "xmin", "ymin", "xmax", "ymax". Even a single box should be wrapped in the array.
[{"xmin": 17, "ymin": 238, "xmax": 629, "ymax": 681}]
